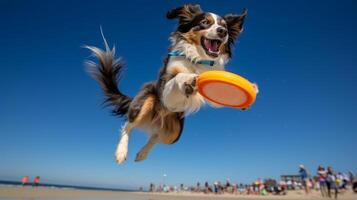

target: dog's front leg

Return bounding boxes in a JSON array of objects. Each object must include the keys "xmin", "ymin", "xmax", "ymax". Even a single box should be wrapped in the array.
[{"xmin": 162, "ymin": 73, "xmax": 199, "ymax": 112}]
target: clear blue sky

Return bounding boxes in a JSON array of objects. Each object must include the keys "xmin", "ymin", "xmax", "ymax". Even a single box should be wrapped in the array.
[{"xmin": 0, "ymin": 0, "xmax": 356, "ymax": 189}]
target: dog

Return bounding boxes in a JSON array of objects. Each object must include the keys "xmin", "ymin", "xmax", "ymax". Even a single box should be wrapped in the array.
[{"xmin": 86, "ymin": 4, "xmax": 248, "ymax": 164}]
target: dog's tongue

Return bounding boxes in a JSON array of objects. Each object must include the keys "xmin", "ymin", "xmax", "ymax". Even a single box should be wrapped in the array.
[{"xmin": 205, "ymin": 39, "xmax": 218, "ymax": 52}]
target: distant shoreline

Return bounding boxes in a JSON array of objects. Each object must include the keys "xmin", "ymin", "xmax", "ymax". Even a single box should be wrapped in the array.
[{"xmin": 0, "ymin": 180, "xmax": 135, "ymax": 192}]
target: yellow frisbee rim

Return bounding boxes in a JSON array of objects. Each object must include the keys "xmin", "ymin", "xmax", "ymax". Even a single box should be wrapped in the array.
[{"xmin": 197, "ymin": 71, "xmax": 257, "ymax": 109}]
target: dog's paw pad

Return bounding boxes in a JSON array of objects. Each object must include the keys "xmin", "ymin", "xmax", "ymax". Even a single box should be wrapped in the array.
[
  {"xmin": 184, "ymin": 76, "xmax": 198, "ymax": 97},
  {"xmin": 184, "ymin": 83, "xmax": 194, "ymax": 96},
  {"xmin": 190, "ymin": 76, "xmax": 197, "ymax": 87}
]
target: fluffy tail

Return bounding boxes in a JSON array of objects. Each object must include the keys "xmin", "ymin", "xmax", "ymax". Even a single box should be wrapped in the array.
[{"xmin": 85, "ymin": 33, "xmax": 132, "ymax": 117}]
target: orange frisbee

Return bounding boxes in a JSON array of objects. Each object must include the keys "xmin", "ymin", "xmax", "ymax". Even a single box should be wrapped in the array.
[{"xmin": 197, "ymin": 71, "xmax": 257, "ymax": 109}]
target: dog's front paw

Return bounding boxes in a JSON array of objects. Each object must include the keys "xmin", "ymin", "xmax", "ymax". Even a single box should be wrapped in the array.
[
  {"xmin": 177, "ymin": 74, "xmax": 198, "ymax": 97},
  {"xmin": 184, "ymin": 77, "xmax": 197, "ymax": 97}
]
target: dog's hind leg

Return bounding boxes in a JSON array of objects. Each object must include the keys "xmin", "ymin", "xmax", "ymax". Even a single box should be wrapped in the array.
[
  {"xmin": 115, "ymin": 122, "xmax": 134, "ymax": 164},
  {"xmin": 116, "ymin": 88, "xmax": 156, "ymax": 163},
  {"xmin": 135, "ymin": 135, "xmax": 158, "ymax": 162}
]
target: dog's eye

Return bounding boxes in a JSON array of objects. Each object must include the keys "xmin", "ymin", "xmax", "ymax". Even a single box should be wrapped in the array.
[{"xmin": 201, "ymin": 19, "xmax": 208, "ymax": 25}]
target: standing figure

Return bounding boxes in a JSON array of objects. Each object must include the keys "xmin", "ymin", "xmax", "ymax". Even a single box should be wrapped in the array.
[
  {"xmin": 299, "ymin": 165, "xmax": 310, "ymax": 194},
  {"xmin": 317, "ymin": 165, "xmax": 328, "ymax": 197},
  {"xmin": 21, "ymin": 176, "xmax": 29, "ymax": 186},
  {"xmin": 33, "ymin": 176, "xmax": 40, "ymax": 187},
  {"xmin": 326, "ymin": 167, "xmax": 338, "ymax": 199}
]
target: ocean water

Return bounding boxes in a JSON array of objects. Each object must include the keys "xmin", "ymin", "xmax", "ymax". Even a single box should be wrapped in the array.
[{"xmin": 0, "ymin": 182, "xmax": 147, "ymax": 200}]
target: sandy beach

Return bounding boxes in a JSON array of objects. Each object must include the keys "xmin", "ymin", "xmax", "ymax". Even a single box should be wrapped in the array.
[{"xmin": 0, "ymin": 186, "xmax": 355, "ymax": 200}]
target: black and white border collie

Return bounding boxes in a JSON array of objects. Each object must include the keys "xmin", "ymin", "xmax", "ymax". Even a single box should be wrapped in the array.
[{"xmin": 86, "ymin": 4, "xmax": 248, "ymax": 164}]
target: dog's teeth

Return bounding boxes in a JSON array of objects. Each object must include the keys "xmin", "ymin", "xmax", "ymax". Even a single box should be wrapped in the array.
[{"xmin": 203, "ymin": 38, "xmax": 220, "ymax": 53}]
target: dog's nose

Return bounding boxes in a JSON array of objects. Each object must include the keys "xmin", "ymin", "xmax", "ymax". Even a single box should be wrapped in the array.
[{"xmin": 216, "ymin": 27, "xmax": 227, "ymax": 38}]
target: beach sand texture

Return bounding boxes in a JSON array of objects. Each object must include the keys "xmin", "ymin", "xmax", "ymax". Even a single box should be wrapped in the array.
[{"xmin": 0, "ymin": 186, "xmax": 356, "ymax": 200}]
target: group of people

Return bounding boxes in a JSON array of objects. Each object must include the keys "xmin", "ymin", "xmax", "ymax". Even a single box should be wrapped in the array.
[
  {"xmin": 21, "ymin": 176, "xmax": 41, "ymax": 186},
  {"xmin": 148, "ymin": 165, "xmax": 356, "ymax": 198},
  {"xmin": 149, "ymin": 179, "xmax": 286, "ymax": 196},
  {"xmin": 299, "ymin": 164, "xmax": 356, "ymax": 199}
]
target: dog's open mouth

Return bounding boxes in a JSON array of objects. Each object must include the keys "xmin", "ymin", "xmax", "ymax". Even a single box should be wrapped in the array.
[{"xmin": 201, "ymin": 37, "xmax": 222, "ymax": 57}]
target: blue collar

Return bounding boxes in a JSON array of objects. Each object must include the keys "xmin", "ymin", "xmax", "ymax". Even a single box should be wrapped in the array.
[{"xmin": 168, "ymin": 50, "xmax": 215, "ymax": 67}]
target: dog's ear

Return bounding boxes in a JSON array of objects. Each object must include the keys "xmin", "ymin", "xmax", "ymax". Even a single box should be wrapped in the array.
[
  {"xmin": 224, "ymin": 9, "xmax": 248, "ymax": 42},
  {"xmin": 167, "ymin": 4, "xmax": 203, "ymax": 24}
]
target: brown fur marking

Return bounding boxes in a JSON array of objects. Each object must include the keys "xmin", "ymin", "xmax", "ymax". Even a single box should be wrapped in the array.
[
  {"xmin": 206, "ymin": 14, "xmax": 214, "ymax": 25},
  {"xmin": 157, "ymin": 113, "xmax": 182, "ymax": 144},
  {"xmin": 218, "ymin": 18, "xmax": 227, "ymax": 27},
  {"xmin": 167, "ymin": 65, "xmax": 189, "ymax": 75},
  {"xmin": 219, "ymin": 41, "xmax": 227, "ymax": 55},
  {"xmin": 182, "ymin": 30, "xmax": 206, "ymax": 45},
  {"xmin": 132, "ymin": 95, "xmax": 155, "ymax": 124}
]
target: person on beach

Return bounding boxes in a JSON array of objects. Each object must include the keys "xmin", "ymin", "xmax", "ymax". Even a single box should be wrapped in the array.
[
  {"xmin": 317, "ymin": 165, "xmax": 328, "ymax": 197},
  {"xmin": 299, "ymin": 165, "xmax": 310, "ymax": 194},
  {"xmin": 286, "ymin": 179, "xmax": 292, "ymax": 190},
  {"xmin": 196, "ymin": 182, "xmax": 200, "ymax": 192},
  {"xmin": 348, "ymin": 171, "xmax": 357, "ymax": 193},
  {"xmin": 233, "ymin": 183, "xmax": 238, "ymax": 194},
  {"xmin": 33, "ymin": 176, "xmax": 40, "ymax": 187},
  {"xmin": 246, "ymin": 184, "xmax": 252, "ymax": 195},
  {"xmin": 213, "ymin": 181, "xmax": 218, "ymax": 194},
  {"xmin": 180, "ymin": 183, "xmax": 184, "ymax": 192},
  {"xmin": 338, "ymin": 172, "xmax": 348, "ymax": 189},
  {"xmin": 225, "ymin": 179, "xmax": 232, "ymax": 193},
  {"xmin": 204, "ymin": 181, "xmax": 210, "ymax": 193},
  {"xmin": 348, "ymin": 171, "xmax": 355, "ymax": 186},
  {"xmin": 149, "ymin": 183, "xmax": 155, "ymax": 192},
  {"xmin": 21, "ymin": 176, "xmax": 29, "ymax": 186},
  {"xmin": 217, "ymin": 181, "xmax": 223, "ymax": 194},
  {"xmin": 279, "ymin": 179, "xmax": 287, "ymax": 195},
  {"xmin": 326, "ymin": 166, "xmax": 338, "ymax": 199},
  {"xmin": 238, "ymin": 184, "xmax": 245, "ymax": 194}
]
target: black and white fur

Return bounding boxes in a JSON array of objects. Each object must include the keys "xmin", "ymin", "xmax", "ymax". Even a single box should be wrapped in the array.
[{"xmin": 86, "ymin": 4, "xmax": 248, "ymax": 164}]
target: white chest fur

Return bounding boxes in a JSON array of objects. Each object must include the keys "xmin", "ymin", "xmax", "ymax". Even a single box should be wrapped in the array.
[{"xmin": 161, "ymin": 57, "xmax": 226, "ymax": 114}]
